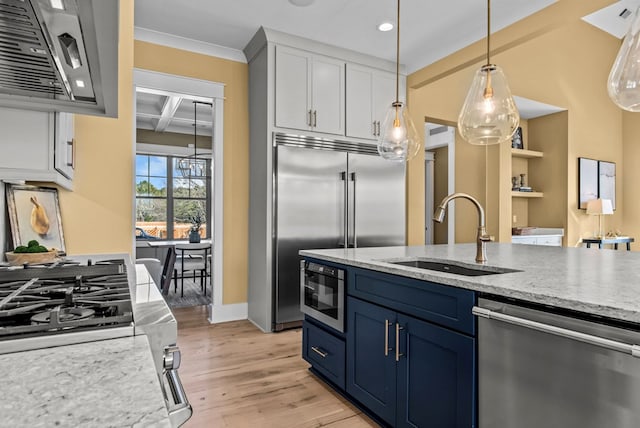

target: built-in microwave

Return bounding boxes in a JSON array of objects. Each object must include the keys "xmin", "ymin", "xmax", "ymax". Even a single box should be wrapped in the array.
[{"xmin": 300, "ymin": 260, "xmax": 345, "ymax": 332}]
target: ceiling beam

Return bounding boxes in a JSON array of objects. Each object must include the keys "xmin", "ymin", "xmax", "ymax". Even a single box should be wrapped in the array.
[{"xmin": 155, "ymin": 95, "xmax": 183, "ymax": 132}]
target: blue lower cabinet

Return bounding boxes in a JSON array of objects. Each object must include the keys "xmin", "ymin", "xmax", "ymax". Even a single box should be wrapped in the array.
[
  {"xmin": 396, "ymin": 314, "xmax": 475, "ymax": 428},
  {"xmin": 347, "ymin": 296, "xmax": 475, "ymax": 428},
  {"xmin": 346, "ymin": 297, "xmax": 398, "ymax": 426},
  {"xmin": 302, "ymin": 320, "xmax": 346, "ymax": 389}
]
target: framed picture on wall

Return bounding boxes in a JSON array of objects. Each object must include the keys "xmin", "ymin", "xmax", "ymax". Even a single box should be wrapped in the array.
[
  {"xmin": 6, "ymin": 185, "xmax": 66, "ymax": 253},
  {"xmin": 599, "ymin": 161, "xmax": 616, "ymax": 210},
  {"xmin": 578, "ymin": 157, "xmax": 598, "ymax": 209}
]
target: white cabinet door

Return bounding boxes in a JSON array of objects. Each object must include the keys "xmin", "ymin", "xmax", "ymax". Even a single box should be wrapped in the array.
[
  {"xmin": 346, "ymin": 64, "xmax": 397, "ymax": 141},
  {"xmin": 311, "ymin": 54, "xmax": 344, "ymax": 135},
  {"xmin": 372, "ymin": 70, "xmax": 397, "ymax": 132},
  {"xmin": 0, "ymin": 107, "xmax": 51, "ymax": 171},
  {"xmin": 275, "ymin": 46, "xmax": 344, "ymax": 135},
  {"xmin": 54, "ymin": 112, "xmax": 75, "ymax": 180},
  {"xmin": 275, "ymin": 45, "xmax": 311, "ymax": 131},
  {"xmin": 0, "ymin": 107, "xmax": 72, "ymax": 189},
  {"xmin": 346, "ymin": 65, "xmax": 374, "ymax": 139}
]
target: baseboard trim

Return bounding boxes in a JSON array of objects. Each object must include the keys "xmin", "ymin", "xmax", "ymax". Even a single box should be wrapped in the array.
[{"xmin": 207, "ymin": 302, "xmax": 248, "ymax": 324}]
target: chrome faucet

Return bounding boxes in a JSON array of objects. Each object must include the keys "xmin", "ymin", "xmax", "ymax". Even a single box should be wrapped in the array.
[{"xmin": 433, "ymin": 192, "xmax": 493, "ymax": 264}]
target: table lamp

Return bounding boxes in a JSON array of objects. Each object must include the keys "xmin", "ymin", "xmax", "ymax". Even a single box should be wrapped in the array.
[{"xmin": 586, "ymin": 198, "xmax": 614, "ymax": 238}]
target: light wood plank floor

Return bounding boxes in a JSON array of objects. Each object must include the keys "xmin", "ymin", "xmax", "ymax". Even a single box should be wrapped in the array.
[{"xmin": 173, "ymin": 305, "xmax": 379, "ymax": 427}]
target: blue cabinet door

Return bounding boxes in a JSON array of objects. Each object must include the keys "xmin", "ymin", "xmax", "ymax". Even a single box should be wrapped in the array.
[
  {"xmin": 396, "ymin": 313, "xmax": 476, "ymax": 428},
  {"xmin": 346, "ymin": 297, "xmax": 397, "ymax": 426}
]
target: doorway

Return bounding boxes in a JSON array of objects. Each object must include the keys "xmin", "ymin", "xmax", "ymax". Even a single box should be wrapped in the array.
[
  {"xmin": 425, "ymin": 121, "xmax": 456, "ymax": 244},
  {"xmin": 133, "ymin": 69, "xmax": 224, "ymax": 320}
]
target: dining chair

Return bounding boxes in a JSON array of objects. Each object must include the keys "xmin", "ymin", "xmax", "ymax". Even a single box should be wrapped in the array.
[
  {"xmin": 159, "ymin": 246, "xmax": 177, "ymax": 296},
  {"xmin": 136, "ymin": 257, "xmax": 162, "ymax": 288},
  {"xmin": 174, "ymin": 243, "xmax": 210, "ymax": 297}
]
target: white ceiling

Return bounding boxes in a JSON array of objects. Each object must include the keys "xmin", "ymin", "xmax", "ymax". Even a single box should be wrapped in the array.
[
  {"xmin": 582, "ymin": 0, "xmax": 640, "ymax": 38},
  {"xmin": 133, "ymin": 0, "xmax": 633, "ymax": 133},
  {"xmin": 134, "ymin": 0, "xmax": 558, "ymax": 74},
  {"xmin": 135, "ymin": 88, "xmax": 213, "ymax": 136}
]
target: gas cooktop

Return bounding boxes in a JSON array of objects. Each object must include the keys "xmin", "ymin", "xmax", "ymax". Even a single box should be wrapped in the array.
[{"xmin": 0, "ymin": 258, "xmax": 134, "ymax": 352}]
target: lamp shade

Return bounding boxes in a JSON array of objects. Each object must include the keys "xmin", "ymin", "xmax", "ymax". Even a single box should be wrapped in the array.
[
  {"xmin": 458, "ymin": 64, "xmax": 520, "ymax": 145},
  {"xmin": 377, "ymin": 102, "xmax": 420, "ymax": 162},
  {"xmin": 586, "ymin": 198, "xmax": 614, "ymax": 215},
  {"xmin": 608, "ymin": 6, "xmax": 640, "ymax": 112}
]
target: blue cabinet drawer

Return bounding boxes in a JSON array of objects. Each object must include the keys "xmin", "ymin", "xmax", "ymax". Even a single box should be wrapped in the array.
[
  {"xmin": 303, "ymin": 320, "xmax": 346, "ymax": 390},
  {"xmin": 348, "ymin": 267, "xmax": 476, "ymax": 335}
]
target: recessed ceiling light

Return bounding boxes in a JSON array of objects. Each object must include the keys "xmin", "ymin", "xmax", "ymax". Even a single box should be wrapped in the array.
[
  {"xmin": 288, "ymin": 0, "xmax": 315, "ymax": 6},
  {"xmin": 75, "ymin": 79, "xmax": 85, "ymax": 88},
  {"xmin": 50, "ymin": 0, "xmax": 64, "ymax": 10},
  {"xmin": 378, "ymin": 22, "xmax": 394, "ymax": 32}
]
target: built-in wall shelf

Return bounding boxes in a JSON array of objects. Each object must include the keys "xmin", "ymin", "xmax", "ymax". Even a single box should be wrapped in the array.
[
  {"xmin": 511, "ymin": 148, "xmax": 543, "ymax": 159},
  {"xmin": 512, "ymin": 191, "xmax": 543, "ymax": 198}
]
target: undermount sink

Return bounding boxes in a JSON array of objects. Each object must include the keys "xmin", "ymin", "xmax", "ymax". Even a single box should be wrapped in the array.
[{"xmin": 385, "ymin": 259, "xmax": 521, "ymax": 276}]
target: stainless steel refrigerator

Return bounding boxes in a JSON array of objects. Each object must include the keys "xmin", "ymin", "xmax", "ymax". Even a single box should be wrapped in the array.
[{"xmin": 273, "ymin": 133, "xmax": 406, "ymax": 330}]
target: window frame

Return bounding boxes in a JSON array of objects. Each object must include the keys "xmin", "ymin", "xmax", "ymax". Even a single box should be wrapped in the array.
[{"xmin": 135, "ymin": 153, "xmax": 211, "ymax": 241}]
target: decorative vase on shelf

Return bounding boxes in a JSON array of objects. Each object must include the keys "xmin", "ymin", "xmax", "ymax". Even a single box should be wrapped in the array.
[{"xmin": 188, "ymin": 229, "xmax": 201, "ymax": 243}]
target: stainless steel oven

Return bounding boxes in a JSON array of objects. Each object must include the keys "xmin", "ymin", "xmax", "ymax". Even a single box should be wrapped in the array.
[{"xmin": 300, "ymin": 260, "xmax": 345, "ymax": 332}]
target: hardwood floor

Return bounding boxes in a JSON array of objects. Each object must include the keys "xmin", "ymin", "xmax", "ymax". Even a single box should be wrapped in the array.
[{"xmin": 173, "ymin": 306, "xmax": 378, "ymax": 427}]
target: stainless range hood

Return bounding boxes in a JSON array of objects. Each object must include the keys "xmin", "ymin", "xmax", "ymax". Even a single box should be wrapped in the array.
[{"xmin": 0, "ymin": 0, "xmax": 118, "ymax": 117}]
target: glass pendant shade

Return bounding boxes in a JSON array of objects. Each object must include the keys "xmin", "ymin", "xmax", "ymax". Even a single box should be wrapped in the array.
[
  {"xmin": 458, "ymin": 64, "xmax": 520, "ymax": 145},
  {"xmin": 608, "ymin": 6, "xmax": 640, "ymax": 112},
  {"xmin": 378, "ymin": 101, "xmax": 420, "ymax": 162}
]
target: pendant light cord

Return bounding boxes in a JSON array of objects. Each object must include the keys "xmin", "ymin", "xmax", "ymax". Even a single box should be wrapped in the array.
[
  {"xmin": 486, "ymin": 0, "xmax": 491, "ymax": 65},
  {"xmin": 395, "ymin": 0, "xmax": 400, "ymax": 103},
  {"xmin": 193, "ymin": 101, "xmax": 197, "ymax": 160}
]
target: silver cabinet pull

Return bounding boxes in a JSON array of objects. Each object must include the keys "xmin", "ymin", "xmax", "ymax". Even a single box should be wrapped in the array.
[
  {"xmin": 384, "ymin": 319, "xmax": 392, "ymax": 356},
  {"xmin": 307, "ymin": 110, "xmax": 312, "ymax": 126},
  {"xmin": 350, "ymin": 172, "xmax": 356, "ymax": 248},
  {"xmin": 372, "ymin": 121, "xmax": 377, "ymax": 136},
  {"xmin": 375, "ymin": 121, "xmax": 380, "ymax": 136},
  {"xmin": 313, "ymin": 110, "xmax": 317, "ymax": 127},
  {"xmin": 66, "ymin": 139, "xmax": 74, "ymax": 168},
  {"xmin": 395, "ymin": 323, "xmax": 404, "ymax": 361},
  {"xmin": 311, "ymin": 346, "xmax": 328, "ymax": 358},
  {"xmin": 473, "ymin": 306, "xmax": 640, "ymax": 358}
]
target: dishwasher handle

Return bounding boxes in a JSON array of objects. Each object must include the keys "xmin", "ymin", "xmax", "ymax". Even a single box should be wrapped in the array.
[{"xmin": 473, "ymin": 306, "xmax": 640, "ymax": 358}]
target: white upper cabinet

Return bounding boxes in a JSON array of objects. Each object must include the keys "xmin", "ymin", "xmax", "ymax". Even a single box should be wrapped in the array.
[
  {"xmin": 0, "ymin": 107, "xmax": 74, "ymax": 190},
  {"xmin": 275, "ymin": 45, "xmax": 345, "ymax": 135},
  {"xmin": 54, "ymin": 113, "xmax": 75, "ymax": 180},
  {"xmin": 346, "ymin": 64, "xmax": 399, "ymax": 141}
]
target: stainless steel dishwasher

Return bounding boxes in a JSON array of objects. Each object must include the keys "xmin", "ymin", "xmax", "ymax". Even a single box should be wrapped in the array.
[{"xmin": 474, "ymin": 297, "xmax": 640, "ymax": 428}]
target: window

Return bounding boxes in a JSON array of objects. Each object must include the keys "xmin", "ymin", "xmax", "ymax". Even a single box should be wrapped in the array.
[{"xmin": 135, "ymin": 154, "xmax": 210, "ymax": 240}]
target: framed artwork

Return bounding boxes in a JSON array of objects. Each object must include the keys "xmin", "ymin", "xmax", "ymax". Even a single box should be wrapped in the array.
[
  {"xmin": 599, "ymin": 161, "xmax": 616, "ymax": 210},
  {"xmin": 6, "ymin": 185, "xmax": 66, "ymax": 254},
  {"xmin": 511, "ymin": 126, "xmax": 524, "ymax": 149},
  {"xmin": 578, "ymin": 157, "xmax": 598, "ymax": 209}
]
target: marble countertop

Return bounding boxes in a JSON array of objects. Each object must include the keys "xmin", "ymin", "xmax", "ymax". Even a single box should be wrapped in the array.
[
  {"xmin": 0, "ymin": 335, "xmax": 171, "ymax": 427},
  {"xmin": 300, "ymin": 243, "xmax": 640, "ymax": 324}
]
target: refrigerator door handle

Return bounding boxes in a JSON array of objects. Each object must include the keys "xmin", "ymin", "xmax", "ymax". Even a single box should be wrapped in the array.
[
  {"xmin": 340, "ymin": 171, "xmax": 348, "ymax": 248},
  {"xmin": 349, "ymin": 172, "xmax": 356, "ymax": 248}
]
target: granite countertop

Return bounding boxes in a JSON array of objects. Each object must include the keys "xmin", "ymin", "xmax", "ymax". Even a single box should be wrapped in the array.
[
  {"xmin": 0, "ymin": 335, "xmax": 171, "ymax": 427},
  {"xmin": 300, "ymin": 243, "xmax": 640, "ymax": 324}
]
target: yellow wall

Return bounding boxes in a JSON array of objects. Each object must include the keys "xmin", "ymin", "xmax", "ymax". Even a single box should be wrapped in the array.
[
  {"xmin": 406, "ymin": 1, "xmax": 623, "ymax": 246},
  {"xmin": 58, "ymin": 0, "xmax": 134, "ymax": 255},
  {"xmin": 432, "ymin": 146, "xmax": 448, "ymax": 243},
  {"xmin": 622, "ymin": 112, "xmax": 640, "ymax": 250},
  {"xmin": 134, "ymin": 41, "xmax": 249, "ymax": 304}
]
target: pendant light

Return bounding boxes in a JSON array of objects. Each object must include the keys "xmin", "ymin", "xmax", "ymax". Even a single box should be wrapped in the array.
[
  {"xmin": 458, "ymin": 0, "xmax": 519, "ymax": 145},
  {"xmin": 608, "ymin": 6, "xmax": 640, "ymax": 112},
  {"xmin": 177, "ymin": 101, "xmax": 210, "ymax": 178},
  {"xmin": 377, "ymin": 0, "xmax": 420, "ymax": 162}
]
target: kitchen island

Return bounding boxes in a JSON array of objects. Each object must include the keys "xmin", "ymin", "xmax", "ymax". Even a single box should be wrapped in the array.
[
  {"xmin": 301, "ymin": 243, "xmax": 640, "ymax": 323},
  {"xmin": 0, "ymin": 334, "xmax": 171, "ymax": 427},
  {"xmin": 300, "ymin": 243, "xmax": 640, "ymax": 428}
]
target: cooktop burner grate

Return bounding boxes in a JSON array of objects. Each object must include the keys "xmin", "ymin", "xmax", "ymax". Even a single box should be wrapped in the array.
[{"xmin": 0, "ymin": 258, "xmax": 133, "ymax": 340}]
